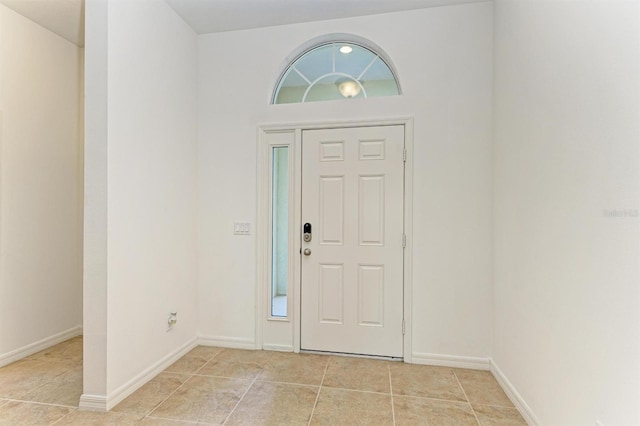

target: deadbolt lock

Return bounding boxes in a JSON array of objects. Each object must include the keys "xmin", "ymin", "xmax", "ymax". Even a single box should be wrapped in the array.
[{"xmin": 303, "ymin": 222, "xmax": 312, "ymax": 242}]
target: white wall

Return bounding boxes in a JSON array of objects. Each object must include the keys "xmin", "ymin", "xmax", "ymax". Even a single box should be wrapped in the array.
[
  {"xmin": 83, "ymin": 0, "xmax": 199, "ymax": 406},
  {"xmin": 83, "ymin": 0, "xmax": 109, "ymax": 403},
  {"xmin": 0, "ymin": 3, "xmax": 82, "ymax": 363},
  {"xmin": 493, "ymin": 1, "xmax": 640, "ymax": 424},
  {"xmin": 197, "ymin": 3, "xmax": 494, "ymax": 360},
  {"xmin": 105, "ymin": 0, "xmax": 199, "ymax": 398}
]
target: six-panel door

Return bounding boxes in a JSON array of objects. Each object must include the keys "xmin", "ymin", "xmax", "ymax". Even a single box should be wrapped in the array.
[{"xmin": 300, "ymin": 125, "xmax": 404, "ymax": 357}]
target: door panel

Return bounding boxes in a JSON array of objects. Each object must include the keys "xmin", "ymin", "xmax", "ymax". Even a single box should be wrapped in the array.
[
  {"xmin": 319, "ymin": 263, "xmax": 344, "ymax": 324},
  {"xmin": 301, "ymin": 125, "xmax": 404, "ymax": 357},
  {"xmin": 359, "ymin": 175, "xmax": 385, "ymax": 245},
  {"xmin": 319, "ymin": 177, "xmax": 344, "ymax": 244}
]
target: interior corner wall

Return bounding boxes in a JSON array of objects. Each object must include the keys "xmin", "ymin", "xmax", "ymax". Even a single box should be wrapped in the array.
[
  {"xmin": 197, "ymin": 2, "xmax": 494, "ymax": 360},
  {"xmin": 493, "ymin": 0, "xmax": 640, "ymax": 424},
  {"xmin": 0, "ymin": 3, "xmax": 82, "ymax": 362},
  {"xmin": 93, "ymin": 0, "xmax": 199, "ymax": 400},
  {"xmin": 83, "ymin": 0, "xmax": 108, "ymax": 401}
]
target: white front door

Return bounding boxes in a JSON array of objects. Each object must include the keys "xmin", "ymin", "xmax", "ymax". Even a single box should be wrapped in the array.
[{"xmin": 300, "ymin": 125, "xmax": 405, "ymax": 357}]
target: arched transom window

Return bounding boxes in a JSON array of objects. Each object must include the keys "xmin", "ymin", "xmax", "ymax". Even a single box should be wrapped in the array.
[{"xmin": 273, "ymin": 41, "xmax": 400, "ymax": 104}]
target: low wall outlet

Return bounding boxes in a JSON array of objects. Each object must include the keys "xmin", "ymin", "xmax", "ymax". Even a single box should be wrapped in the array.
[
  {"xmin": 234, "ymin": 222, "xmax": 251, "ymax": 235},
  {"xmin": 167, "ymin": 312, "xmax": 178, "ymax": 331}
]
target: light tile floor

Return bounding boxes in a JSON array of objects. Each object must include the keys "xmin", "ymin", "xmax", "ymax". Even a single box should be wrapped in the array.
[{"xmin": 0, "ymin": 337, "xmax": 527, "ymax": 425}]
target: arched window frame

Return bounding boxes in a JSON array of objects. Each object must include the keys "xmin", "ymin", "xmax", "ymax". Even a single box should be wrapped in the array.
[{"xmin": 271, "ymin": 33, "xmax": 402, "ymax": 104}]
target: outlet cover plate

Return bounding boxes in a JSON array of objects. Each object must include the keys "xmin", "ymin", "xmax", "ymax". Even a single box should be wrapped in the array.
[{"xmin": 234, "ymin": 222, "xmax": 251, "ymax": 235}]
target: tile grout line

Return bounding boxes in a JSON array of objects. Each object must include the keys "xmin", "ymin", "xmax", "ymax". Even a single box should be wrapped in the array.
[
  {"xmin": 308, "ymin": 385, "xmax": 391, "ymax": 396},
  {"xmin": 138, "ymin": 347, "xmax": 224, "ymax": 421},
  {"xmin": 192, "ymin": 348, "xmax": 225, "ymax": 375},
  {"xmin": 473, "ymin": 402, "xmax": 521, "ymax": 409},
  {"xmin": 452, "ymin": 369, "xmax": 482, "ymax": 426},
  {"xmin": 307, "ymin": 356, "xmax": 330, "ymax": 426},
  {"xmin": 0, "ymin": 338, "xmax": 81, "ymax": 425},
  {"xmin": 49, "ymin": 412, "xmax": 74, "ymax": 425},
  {"xmin": 139, "ymin": 367, "xmax": 201, "ymax": 421},
  {"xmin": 391, "ymin": 393, "xmax": 474, "ymax": 405},
  {"xmin": 220, "ymin": 372, "xmax": 261, "ymax": 425},
  {"xmin": 48, "ymin": 405, "xmax": 77, "ymax": 426},
  {"xmin": 388, "ymin": 364, "xmax": 396, "ymax": 426},
  {"xmin": 253, "ymin": 378, "xmax": 395, "ymax": 396},
  {"xmin": 10, "ymin": 362, "xmax": 68, "ymax": 405},
  {"xmin": 8, "ymin": 338, "xmax": 82, "ymax": 425},
  {"xmin": 143, "ymin": 414, "xmax": 208, "ymax": 425},
  {"xmin": 0, "ymin": 397, "xmax": 78, "ymax": 410},
  {"xmin": 252, "ymin": 378, "xmax": 321, "ymax": 388}
]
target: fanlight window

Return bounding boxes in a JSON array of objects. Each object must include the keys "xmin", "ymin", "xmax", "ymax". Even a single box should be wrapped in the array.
[{"xmin": 273, "ymin": 42, "xmax": 400, "ymax": 104}]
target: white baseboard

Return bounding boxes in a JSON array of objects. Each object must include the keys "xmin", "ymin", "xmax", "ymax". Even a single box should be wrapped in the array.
[
  {"xmin": 410, "ymin": 354, "xmax": 535, "ymax": 424},
  {"xmin": 490, "ymin": 360, "xmax": 539, "ymax": 426},
  {"xmin": 80, "ymin": 337, "xmax": 198, "ymax": 411},
  {"xmin": 411, "ymin": 352, "xmax": 491, "ymax": 370},
  {"xmin": 101, "ymin": 336, "xmax": 198, "ymax": 411},
  {"xmin": 198, "ymin": 335, "xmax": 256, "ymax": 350},
  {"xmin": 262, "ymin": 344, "xmax": 293, "ymax": 352},
  {"xmin": 0, "ymin": 325, "xmax": 83, "ymax": 368},
  {"xmin": 78, "ymin": 394, "xmax": 108, "ymax": 412}
]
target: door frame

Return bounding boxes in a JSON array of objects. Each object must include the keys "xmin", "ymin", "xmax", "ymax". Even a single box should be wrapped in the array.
[{"xmin": 256, "ymin": 117, "xmax": 414, "ymax": 362}]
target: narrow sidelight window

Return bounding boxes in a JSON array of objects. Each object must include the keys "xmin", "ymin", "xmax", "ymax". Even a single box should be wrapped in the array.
[{"xmin": 271, "ymin": 146, "xmax": 289, "ymax": 317}]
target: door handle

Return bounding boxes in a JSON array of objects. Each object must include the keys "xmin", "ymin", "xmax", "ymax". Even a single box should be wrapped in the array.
[{"xmin": 303, "ymin": 248, "xmax": 312, "ymax": 256}]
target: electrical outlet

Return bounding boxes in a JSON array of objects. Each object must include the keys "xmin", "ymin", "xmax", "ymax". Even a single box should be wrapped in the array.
[
  {"xmin": 234, "ymin": 222, "xmax": 251, "ymax": 235},
  {"xmin": 167, "ymin": 312, "xmax": 177, "ymax": 331}
]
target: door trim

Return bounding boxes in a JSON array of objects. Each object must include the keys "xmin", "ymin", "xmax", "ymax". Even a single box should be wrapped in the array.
[{"xmin": 256, "ymin": 117, "xmax": 414, "ymax": 362}]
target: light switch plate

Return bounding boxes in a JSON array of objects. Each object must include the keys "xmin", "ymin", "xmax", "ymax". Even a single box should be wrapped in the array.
[{"xmin": 234, "ymin": 222, "xmax": 251, "ymax": 235}]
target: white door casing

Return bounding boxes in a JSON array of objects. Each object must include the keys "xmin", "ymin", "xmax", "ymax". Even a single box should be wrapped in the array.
[{"xmin": 300, "ymin": 125, "xmax": 405, "ymax": 357}]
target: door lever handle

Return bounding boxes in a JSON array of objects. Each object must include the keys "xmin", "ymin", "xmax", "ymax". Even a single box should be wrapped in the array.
[{"xmin": 303, "ymin": 248, "xmax": 312, "ymax": 256}]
